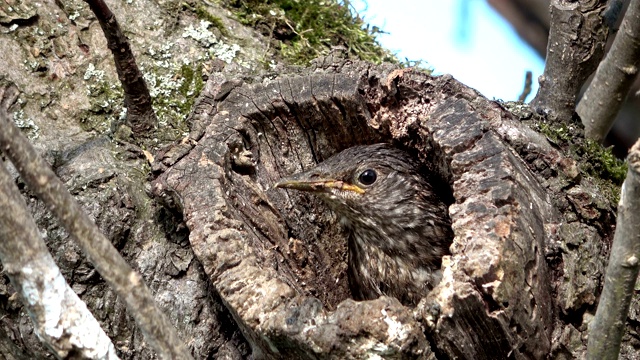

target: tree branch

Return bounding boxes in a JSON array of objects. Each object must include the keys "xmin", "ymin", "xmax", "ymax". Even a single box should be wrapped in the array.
[
  {"xmin": 0, "ymin": 83, "xmax": 192, "ymax": 360},
  {"xmin": 84, "ymin": 0, "xmax": 157, "ymax": 135},
  {"xmin": 587, "ymin": 139, "xmax": 640, "ymax": 359},
  {"xmin": 518, "ymin": 70, "xmax": 533, "ymax": 102},
  {"xmin": 0, "ymin": 95, "xmax": 119, "ymax": 359},
  {"xmin": 577, "ymin": 0, "xmax": 640, "ymax": 142},
  {"xmin": 531, "ymin": 0, "xmax": 609, "ymax": 121}
]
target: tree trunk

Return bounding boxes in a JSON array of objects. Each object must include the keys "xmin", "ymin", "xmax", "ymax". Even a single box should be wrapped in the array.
[
  {"xmin": 0, "ymin": 0, "xmax": 634, "ymax": 358},
  {"xmin": 151, "ymin": 59, "xmax": 623, "ymax": 359}
]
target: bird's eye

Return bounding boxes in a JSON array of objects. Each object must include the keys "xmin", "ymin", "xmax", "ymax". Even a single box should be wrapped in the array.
[{"xmin": 358, "ymin": 169, "xmax": 377, "ymax": 186}]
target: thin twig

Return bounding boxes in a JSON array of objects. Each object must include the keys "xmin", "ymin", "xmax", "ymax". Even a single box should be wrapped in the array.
[
  {"xmin": 587, "ymin": 139, "xmax": 640, "ymax": 359},
  {"xmin": 577, "ymin": 0, "xmax": 640, "ymax": 142},
  {"xmin": 84, "ymin": 0, "xmax": 157, "ymax": 135},
  {"xmin": 0, "ymin": 84, "xmax": 193, "ymax": 360},
  {"xmin": 518, "ymin": 71, "xmax": 532, "ymax": 102}
]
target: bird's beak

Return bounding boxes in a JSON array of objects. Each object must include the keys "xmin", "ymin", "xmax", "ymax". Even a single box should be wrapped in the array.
[{"xmin": 275, "ymin": 178, "xmax": 365, "ymax": 194}]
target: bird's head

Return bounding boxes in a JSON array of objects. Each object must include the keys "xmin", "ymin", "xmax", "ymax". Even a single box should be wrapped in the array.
[
  {"xmin": 276, "ymin": 144, "xmax": 452, "ymax": 303},
  {"xmin": 275, "ymin": 144, "xmax": 440, "ymax": 231}
]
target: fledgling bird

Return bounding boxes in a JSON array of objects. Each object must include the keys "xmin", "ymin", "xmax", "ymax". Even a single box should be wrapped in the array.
[{"xmin": 275, "ymin": 144, "xmax": 453, "ymax": 306}]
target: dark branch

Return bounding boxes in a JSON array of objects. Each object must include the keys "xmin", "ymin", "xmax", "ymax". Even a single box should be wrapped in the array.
[
  {"xmin": 518, "ymin": 70, "xmax": 533, "ymax": 102},
  {"xmin": 84, "ymin": 0, "xmax": 157, "ymax": 135},
  {"xmin": 604, "ymin": 0, "xmax": 626, "ymax": 29}
]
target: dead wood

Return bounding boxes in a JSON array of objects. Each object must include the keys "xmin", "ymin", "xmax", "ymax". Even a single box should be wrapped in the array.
[{"xmin": 153, "ymin": 59, "xmax": 619, "ymax": 359}]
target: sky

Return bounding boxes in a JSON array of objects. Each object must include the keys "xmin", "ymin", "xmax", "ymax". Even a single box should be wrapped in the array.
[{"xmin": 351, "ymin": 0, "xmax": 545, "ymax": 102}]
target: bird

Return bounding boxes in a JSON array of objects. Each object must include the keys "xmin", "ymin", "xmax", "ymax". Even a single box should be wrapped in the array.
[{"xmin": 275, "ymin": 143, "xmax": 453, "ymax": 306}]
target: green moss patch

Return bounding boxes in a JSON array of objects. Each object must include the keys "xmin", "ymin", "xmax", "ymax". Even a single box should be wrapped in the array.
[
  {"xmin": 535, "ymin": 120, "xmax": 627, "ymax": 186},
  {"xmin": 222, "ymin": 0, "xmax": 397, "ymax": 65}
]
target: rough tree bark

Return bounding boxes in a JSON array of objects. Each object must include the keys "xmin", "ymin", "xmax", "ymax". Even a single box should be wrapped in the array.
[
  {"xmin": 150, "ymin": 58, "xmax": 627, "ymax": 359},
  {"xmin": 0, "ymin": 0, "xmax": 260, "ymax": 358},
  {"xmin": 531, "ymin": 0, "xmax": 609, "ymax": 121},
  {"xmin": 0, "ymin": 0, "xmax": 636, "ymax": 359}
]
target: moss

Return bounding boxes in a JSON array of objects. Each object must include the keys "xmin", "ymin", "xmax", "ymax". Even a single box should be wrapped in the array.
[
  {"xmin": 581, "ymin": 139, "xmax": 627, "ymax": 186},
  {"xmin": 79, "ymin": 114, "xmax": 111, "ymax": 134},
  {"xmin": 136, "ymin": 61, "xmax": 205, "ymax": 142},
  {"xmin": 221, "ymin": 0, "xmax": 398, "ymax": 65},
  {"xmin": 178, "ymin": 63, "xmax": 204, "ymax": 114},
  {"xmin": 524, "ymin": 117, "xmax": 625, "ymax": 206},
  {"xmin": 536, "ymin": 121, "xmax": 627, "ymax": 186},
  {"xmin": 80, "ymin": 59, "xmax": 205, "ymax": 142}
]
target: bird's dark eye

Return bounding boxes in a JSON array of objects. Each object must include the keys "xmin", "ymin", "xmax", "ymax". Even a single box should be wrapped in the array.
[{"xmin": 358, "ymin": 169, "xmax": 377, "ymax": 186}]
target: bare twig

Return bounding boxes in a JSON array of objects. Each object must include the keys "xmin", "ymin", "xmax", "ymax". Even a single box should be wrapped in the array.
[
  {"xmin": 84, "ymin": 0, "xmax": 156, "ymax": 135},
  {"xmin": 577, "ymin": 0, "xmax": 640, "ymax": 142},
  {"xmin": 0, "ymin": 84, "xmax": 193, "ymax": 360},
  {"xmin": 587, "ymin": 139, "xmax": 640, "ymax": 359},
  {"xmin": 518, "ymin": 70, "xmax": 532, "ymax": 102},
  {"xmin": 0, "ymin": 87, "xmax": 119, "ymax": 359},
  {"xmin": 531, "ymin": 0, "xmax": 609, "ymax": 121}
]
